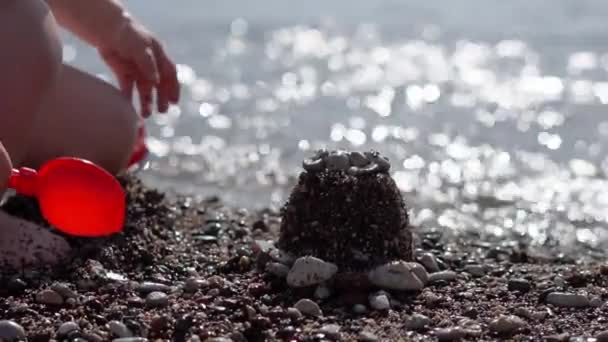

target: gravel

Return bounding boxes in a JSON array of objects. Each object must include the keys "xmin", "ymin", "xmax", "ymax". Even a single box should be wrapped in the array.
[{"xmin": 1, "ymin": 176, "xmax": 607, "ymax": 342}]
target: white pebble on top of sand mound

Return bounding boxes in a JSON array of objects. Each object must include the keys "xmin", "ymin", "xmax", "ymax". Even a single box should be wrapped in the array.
[
  {"xmin": 368, "ymin": 261, "xmax": 428, "ymax": 291},
  {"xmin": 287, "ymin": 256, "xmax": 338, "ymax": 288},
  {"xmin": 0, "ymin": 212, "xmax": 71, "ymax": 269}
]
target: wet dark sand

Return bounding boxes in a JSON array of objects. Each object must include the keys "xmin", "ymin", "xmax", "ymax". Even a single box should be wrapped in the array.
[{"xmin": 1, "ymin": 175, "xmax": 608, "ymax": 342}]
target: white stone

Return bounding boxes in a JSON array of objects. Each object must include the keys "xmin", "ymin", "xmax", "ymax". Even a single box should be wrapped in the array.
[
  {"xmin": 287, "ymin": 256, "xmax": 338, "ymax": 288},
  {"xmin": 369, "ymin": 293, "xmax": 390, "ymax": 310},
  {"xmin": 368, "ymin": 261, "xmax": 427, "ymax": 291}
]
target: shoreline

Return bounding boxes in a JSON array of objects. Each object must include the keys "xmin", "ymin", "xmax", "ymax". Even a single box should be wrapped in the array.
[{"xmin": 1, "ymin": 175, "xmax": 608, "ymax": 341}]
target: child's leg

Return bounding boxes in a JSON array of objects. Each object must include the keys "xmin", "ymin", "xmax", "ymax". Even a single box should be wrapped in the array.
[
  {"xmin": 24, "ymin": 65, "xmax": 140, "ymax": 175},
  {"xmin": 0, "ymin": 0, "xmax": 70, "ymax": 269},
  {"xmin": 0, "ymin": 0, "xmax": 62, "ymax": 167}
]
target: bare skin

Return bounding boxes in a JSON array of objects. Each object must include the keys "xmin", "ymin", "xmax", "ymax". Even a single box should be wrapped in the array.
[{"xmin": 0, "ymin": 0, "xmax": 180, "ymax": 269}]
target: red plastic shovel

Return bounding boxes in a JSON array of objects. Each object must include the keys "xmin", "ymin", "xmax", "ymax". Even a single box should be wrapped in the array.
[
  {"xmin": 8, "ymin": 157, "xmax": 126, "ymax": 237},
  {"xmin": 5, "ymin": 120, "xmax": 149, "ymax": 237},
  {"xmin": 128, "ymin": 119, "xmax": 148, "ymax": 167}
]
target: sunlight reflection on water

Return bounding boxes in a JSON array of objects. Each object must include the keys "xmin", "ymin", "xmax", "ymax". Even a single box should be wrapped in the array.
[{"xmin": 64, "ymin": 5, "xmax": 608, "ymax": 259}]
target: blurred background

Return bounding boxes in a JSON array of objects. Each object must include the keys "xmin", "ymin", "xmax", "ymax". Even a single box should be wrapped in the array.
[{"xmin": 64, "ymin": 0, "xmax": 608, "ymax": 257}]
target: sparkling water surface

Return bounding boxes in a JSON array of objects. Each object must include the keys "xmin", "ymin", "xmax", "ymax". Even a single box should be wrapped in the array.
[{"xmin": 64, "ymin": 0, "xmax": 608, "ymax": 258}]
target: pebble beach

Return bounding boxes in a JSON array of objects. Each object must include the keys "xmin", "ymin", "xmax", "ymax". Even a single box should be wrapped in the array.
[{"xmin": 5, "ymin": 0, "xmax": 608, "ymax": 341}]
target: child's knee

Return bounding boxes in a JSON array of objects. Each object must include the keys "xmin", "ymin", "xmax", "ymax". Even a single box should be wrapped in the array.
[{"xmin": 103, "ymin": 97, "xmax": 140, "ymax": 174}]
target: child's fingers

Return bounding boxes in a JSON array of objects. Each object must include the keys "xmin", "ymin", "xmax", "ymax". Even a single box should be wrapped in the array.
[
  {"xmin": 152, "ymin": 41, "xmax": 180, "ymax": 103},
  {"xmin": 137, "ymin": 79, "xmax": 154, "ymax": 118},
  {"xmin": 135, "ymin": 47, "xmax": 160, "ymax": 84},
  {"xmin": 118, "ymin": 74, "xmax": 134, "ymax": 100},
  {"xmin": 156, "ymin": 87, "xmax": 169, "ymax": 113}
]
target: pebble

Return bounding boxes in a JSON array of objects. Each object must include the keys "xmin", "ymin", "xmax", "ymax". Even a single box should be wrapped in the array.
[
  {"xmin": 365, "ymin": 151, "xmax": 391, "ymax": 171},
  {"xmin": 269, "ymin": 249, "xmax": 295, "ymax": 266},
  {"xmin": 7, "ymin": 278, "xmax": 27, "ymax": 293},
  {"xmin": 419, "ymin": 253, "xmax": 440, "ymax": 273},
  {"xmin": 358, "ymin": 331, "xmax": 379, "ymax": 342},
  {"xmin": 429, "ymin": 271, "xmax": 458, "ymax": 283},
  {"xmin": 266, "ymin": 262, "xmax": 290, "ymax": 278},
  {"xmin": 204, "ymin": 338, "xmax": 231, "ymax": 342},
  {"xmin": 84, "ymin": 333, "xmax": 105, "ymax": 342},
  {"xmin": 184, "ymin": 277, "xmax": 208, "ymax": 293},
  {"xmin": 319, "ymin": 324, "xmax": 341, "ymax": 339},
  {"xmin": 36, "ymin": 289, "xmax": 64, "ymax": 305},
  {"xmin": 410, "ymin": 262, "xmax": 430, "ymax": 284},
  {"xmin": 109, "ymin": 321, "xmax": 133, "ymax": 338},
  {"xmin": 596, "ymin": 331, "xmax": 608, "ymax": 342},
  {"xmin": 137, "ymin": 282, "xmax": 170, "ymax": 294},
  {"xmin": 489, "ymin": 315, "xmax": 526, "ymax": 335},
  {"xmin": 508, "ymin": 278, "xmax": 532, "ymax": 292},
  {"xmin": 554, "ymin": 276, "xmax": 566, "ymax": 288},
  {"xmin": 286, "ymin": 307, "xmax": 303, "ymax": 320},
  {"xmin": 314, "ymin": 284, "xmax": 332, "ymax": 299},
  {"xmin": 349, "ymin": 151, "xmax": 369, "ymax": 167},
  {"xmin": 286, "ymin": 256, "xmax": 338, "ymax": 288},
  {"xmin": 207, "ymin": 275, "xmax": 226, "ymax": 288},
  {"xmin": 434, "ymin": 327, "xmax": 466, "ymax": 341},
  {"xmin": 228, "ymin": 332, "xmax": 247, "ymax": 342},
  {"xmin": 0, "ymin": 320, "xmax": 26, "ymax": 341},
  {"xmin": 325, "ymin": 151, "xmax": 350, "ymax": 171},
  {"xmin": 369, "ymin": 293, "xmax": 390, "ymax": 310},
  {"xmin": 464, "ymin": 264, "xmax": 485, "ymax": 277},
  {"xmin": 51, "ymin": 282, "xmax": 77, "ymax": 299},
  {"xmin": 303, "ymin": 157, "xmax": 324, "ymax": 172},
  {"xmin": 367, "ymin": 261, "xmax": 427, "ymax": 291},
  {"xmin": 293, "ymin": 299, "xmax": 322, "ymax": 317},
  {"xmin": 150, "ymin": 316, "xmax": 170, "ymax": 332},
  {"xmin": 590, "ymin": 297, "xmax": 603, "ymax": 307},
  {"xmin": 146, "ymin": 292, "xmax": 169, "ymax": 308},
  {"xmin": 57, "ymin": 321, "xmax": 80, "ymax": 336},
  {"xmin": 405, "ymin": 313, "xmax": 431, "ymax": 331},
  {"xmin": 239, "ymin": 256, "xmax": 251, "ymax": 269},
  {"xmin": 544, "ymin": 333, "xmax": 570, "ymax": 342},
  {"xmin": 353, "ymin": 304, "xmax": 367, "ymax": 314},
  {"xmin": 252, "ymin": 239, "xmax": 274, "ymax": 257},
  {"xmin": 112, "ymin": 338, "xmax": 148, "ymax": 342},
  {"xmin": 545, "ymin": 292, "xmax": 590, "ymax": 308}
]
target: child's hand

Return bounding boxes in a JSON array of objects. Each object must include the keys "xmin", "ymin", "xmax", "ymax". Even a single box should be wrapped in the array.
[{"xmin": 98, "ymin": 19, "xmax": 180, "ymax": 117}]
